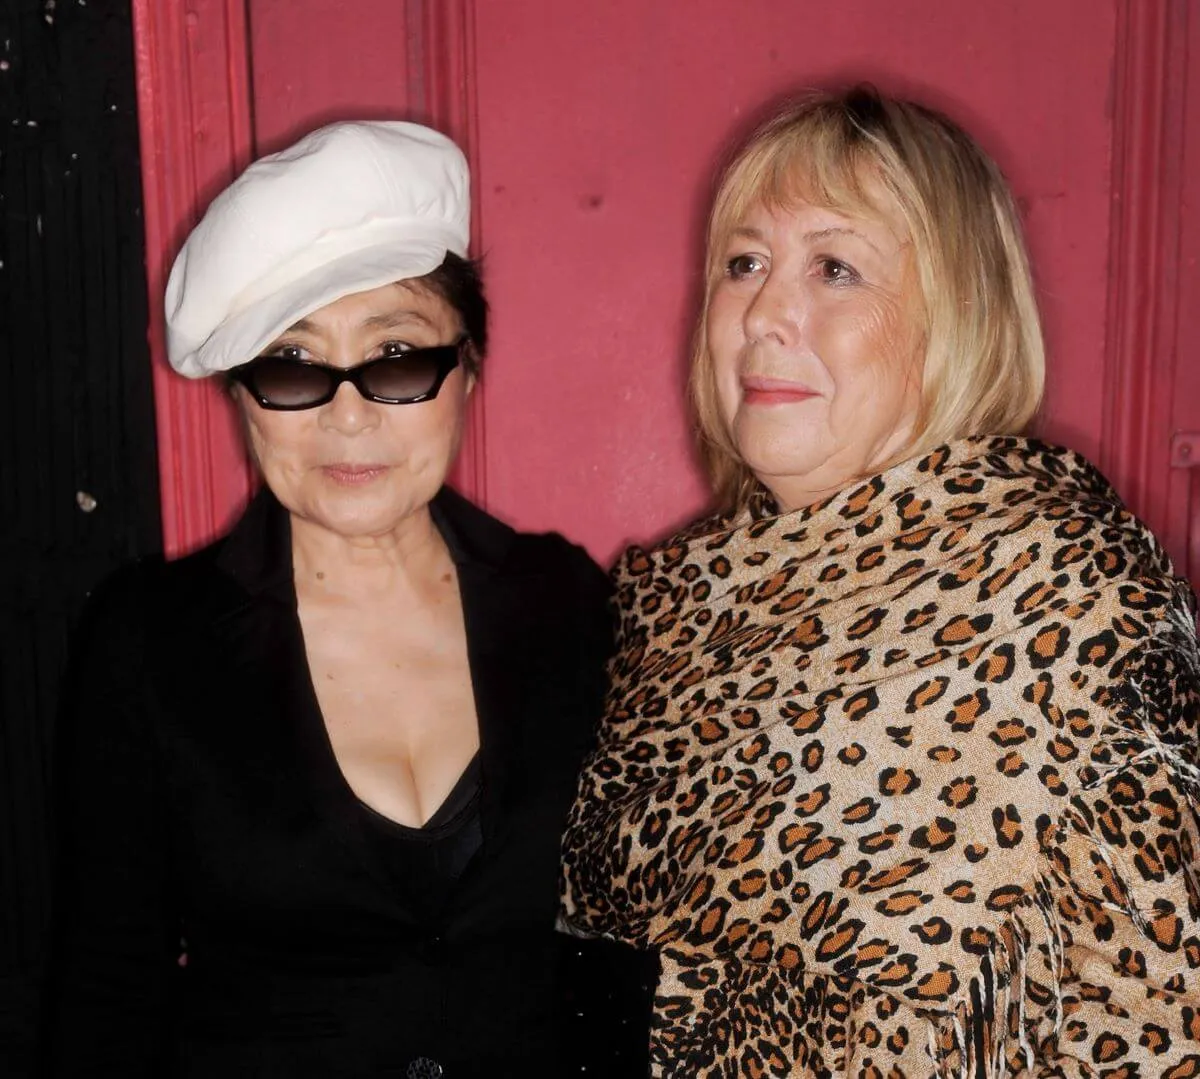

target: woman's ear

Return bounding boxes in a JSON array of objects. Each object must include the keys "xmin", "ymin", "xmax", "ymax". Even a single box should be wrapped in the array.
[{"xmin": 462, "ymin": 340, "xmax": 480, "ymax": 397}]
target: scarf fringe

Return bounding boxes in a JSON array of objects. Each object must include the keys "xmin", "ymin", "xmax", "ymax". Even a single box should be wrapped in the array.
[{"xmin": 929, "ymin": 876, "xmax": 1064, "ymax": 1078}]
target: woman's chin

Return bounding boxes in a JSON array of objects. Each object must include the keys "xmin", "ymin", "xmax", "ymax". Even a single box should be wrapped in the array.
[
  {"xmin": 292, "ymin": 483, "xmax": 435, "ymax": 540},
  {"xmin": 737, "ymin": 442, "xmax": 832, "ymax": 491}
]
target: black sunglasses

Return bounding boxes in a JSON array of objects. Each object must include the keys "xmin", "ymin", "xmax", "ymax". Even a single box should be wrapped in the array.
[{"xmin": 229, "ymin": 337, "xmax": 467, "ymax": 411}]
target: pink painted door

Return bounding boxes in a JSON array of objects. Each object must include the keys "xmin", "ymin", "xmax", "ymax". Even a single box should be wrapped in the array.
[{"xmin": 132, "ymin": 0, "xmax": 1200, "ymax": 589}]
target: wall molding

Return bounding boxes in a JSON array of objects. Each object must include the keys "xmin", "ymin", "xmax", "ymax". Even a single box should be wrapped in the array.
[
  {"xmin": 408, "ymin": 0, "xmax": 488, "ymax": 507},
  {"xmin": 131, "ymin": 0, "xmax": 257, "ymax": 557},
  {"xmin": 1099, "ymin": 0, "xmax": 1189, "ymax": 545}
]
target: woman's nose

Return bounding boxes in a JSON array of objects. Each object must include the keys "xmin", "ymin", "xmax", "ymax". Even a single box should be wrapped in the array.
[
  {"xmin": 743, "ymin": 272, "xmax": 804, "ymax": 346},
  {"xmin": 318, "ymin": 380, "xmax": 381, "ymax": 435}
]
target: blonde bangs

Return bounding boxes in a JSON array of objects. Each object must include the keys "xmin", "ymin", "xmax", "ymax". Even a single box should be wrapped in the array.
[{"xmin": 704, "ymin": 123, "xmax": 890, "ymax": 291}]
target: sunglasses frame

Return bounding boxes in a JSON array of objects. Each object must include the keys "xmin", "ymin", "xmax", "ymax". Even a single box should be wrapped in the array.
[{"xmin": 229, "ymin": 336, "xmax": 468, "ymax": 411}]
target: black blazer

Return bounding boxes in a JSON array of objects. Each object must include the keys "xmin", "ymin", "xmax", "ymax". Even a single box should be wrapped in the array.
[{"xmin": 44, "ymin": 488, "xmax": 652, "ymax": 1077}]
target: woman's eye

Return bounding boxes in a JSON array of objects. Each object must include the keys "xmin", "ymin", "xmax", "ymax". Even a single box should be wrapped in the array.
[
  {"xmin": 725, "ymin": 253, "xmax": 765, "ymax": 280},
  {"xmin": 269, "ymin": 345, "xmax": 305, "ymax": 361},
  {"xmin": 378, "ymin": 341, "xmax": 415, "ymax": 357},
  {"xmin": 816, "ymin": 257, "xmax": 860, "ymax": 285}
]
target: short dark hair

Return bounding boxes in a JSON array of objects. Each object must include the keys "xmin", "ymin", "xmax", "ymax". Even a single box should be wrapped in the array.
[
  {"xmin": 225, "ymin": 252, "xmax": 489, "ymax": 389},
  {"xmin": 416, "ymin": 252, "xmax": 488, "ymax": 376}
]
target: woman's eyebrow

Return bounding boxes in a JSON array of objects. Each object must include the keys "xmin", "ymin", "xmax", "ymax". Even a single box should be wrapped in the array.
[
  {"xmin": 729, "ymin": 224, "xmax": 886, "ymax": 256},
  {"xmin": 282, "ymin": 310, "xmax": 434, "ymax": 335},
  {"xmin": 804, "ymin": 226, "xmax": 885, "ymax": 255},
  {"xmin": 361, "ymin": 310, "xmax": 435, "ymax": 331}
]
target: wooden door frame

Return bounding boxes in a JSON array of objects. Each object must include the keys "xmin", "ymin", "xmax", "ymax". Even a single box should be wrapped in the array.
[{"xmin": 1100, "ymin": 0, "xmax": 1195, "ymax": 576}]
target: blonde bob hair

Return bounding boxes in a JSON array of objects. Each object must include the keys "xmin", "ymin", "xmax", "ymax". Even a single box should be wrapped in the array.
[{"xmin": 690, "ymin": 85, "xmax": 1045, "ymax": 510}]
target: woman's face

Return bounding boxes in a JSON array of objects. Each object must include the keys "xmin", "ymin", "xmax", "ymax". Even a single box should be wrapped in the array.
[
  {"xmin": 236, "ymin": 281, "xmax": 470, "ymax": 540},
  {"xmin": 706, "ymin": 194, "xmax": 926, "ymax": 511}
]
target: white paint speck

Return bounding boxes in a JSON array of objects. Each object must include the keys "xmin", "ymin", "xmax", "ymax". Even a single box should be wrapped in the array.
[
  {"xmin": 0, "ymin": 61, "xmax": 10, "ymax": 72},
  {"xmin": 36, "ymin": 214, "xmax": 42, "ymax": 236}
]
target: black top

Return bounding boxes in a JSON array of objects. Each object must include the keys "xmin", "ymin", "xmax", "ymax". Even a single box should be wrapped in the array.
[
  {"xmin": 358, "ymin": 754, "xmax": 483, "ymax": 921},
  {"xmin": 43, "ymin": 488, "xmax": 654, "ymax": 1077}
]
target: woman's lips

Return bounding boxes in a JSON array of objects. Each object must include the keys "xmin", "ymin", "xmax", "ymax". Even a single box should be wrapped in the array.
[
  {"xmin": 740, "ymin": 376, "xmax": 819, "ymax": 406},
  {"xmin": 321, "ymin": 464, "xmax": 389, "ymax": 485}
]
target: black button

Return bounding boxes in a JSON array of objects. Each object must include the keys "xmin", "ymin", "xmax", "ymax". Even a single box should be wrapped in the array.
[
  {"xmin": 406, "ymin": 1059, "xmax": 443, "ymax": 1079},
  {"xmin": 415, "ymin": 932, "xmax": 445, "ymax": 963}
]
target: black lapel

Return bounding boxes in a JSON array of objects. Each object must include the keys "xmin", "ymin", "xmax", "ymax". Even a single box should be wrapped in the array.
[
  {"xmin": 203, "ymin": 490, "xmax": 402, "ymax": 902},
  {"xmin": 430, "ymin": 489, "xmax": 538, "ymax": 848}
]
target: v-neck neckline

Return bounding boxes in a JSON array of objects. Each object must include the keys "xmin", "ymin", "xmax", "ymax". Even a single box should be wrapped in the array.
[
  {"xmin": 210, "ymin": 486, "xmax": 534, "ymax": 907},
  {"xmin": 354, "ymin": 750, "xmax": 482, "ymax": 835},
  {"xmin": 289, "ymin": 528, "xmax": 488, "ymax": 836}
]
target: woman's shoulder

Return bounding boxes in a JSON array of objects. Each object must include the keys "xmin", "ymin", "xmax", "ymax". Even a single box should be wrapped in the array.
[
  {"xmin": 61, "ymin": 545, "xmax": 227, "ymax": 714},
  {"xmin": 434, "ymin": 486, "xmax": 608, "ymax": 591},
  {"xmin": 83, "ymin": 535, "xmax": 235, "ymax": 618},
  {"xmin": 607, "ymin": 507, "xmax": 732, "ymax": 593},
  {"xmin": 71, "ymin": 532, "xmax": 253, "ymax": 685}
]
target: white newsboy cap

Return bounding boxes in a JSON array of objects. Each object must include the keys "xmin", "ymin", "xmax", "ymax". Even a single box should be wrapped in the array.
[{"xmin": 165, "ymin": 120, "xmax": 470, "ymax": 378}]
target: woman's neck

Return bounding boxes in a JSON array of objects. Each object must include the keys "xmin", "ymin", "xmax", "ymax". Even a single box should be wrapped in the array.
[
  {"xmin": 763, "ymin": 417, "xmax": 917, "ymax": 514},
  {"xmin": 289, "ymin": 506, "xmax": 454, "ymax": 603}
]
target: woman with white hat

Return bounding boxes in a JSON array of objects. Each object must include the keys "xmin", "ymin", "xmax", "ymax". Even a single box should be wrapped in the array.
[{"xmin": 45, "ymin": 121, "xmax": 651, "ymax": 1077}]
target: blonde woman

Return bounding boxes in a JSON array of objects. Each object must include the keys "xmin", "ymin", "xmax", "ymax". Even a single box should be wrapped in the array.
[{"xmin": 562, "ymin": 87, "xmax": 1200, "ymax": 1077}]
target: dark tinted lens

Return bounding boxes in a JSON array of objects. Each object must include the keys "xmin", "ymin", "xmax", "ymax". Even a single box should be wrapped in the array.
[
  {"xmin": 359, "ymin": 349, "xmax": 449, "ymax": 402},
  {"xmin": 249, "ymin": 358, "xmax": 335, "ymax": 407}
]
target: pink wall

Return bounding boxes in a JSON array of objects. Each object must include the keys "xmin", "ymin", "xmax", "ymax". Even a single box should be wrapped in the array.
[
  {"xmin": 134, "ymin": 0, "xmax": 1199, "ymax": 583},
  {"xmin": 469, "ymin": 1, "xmax": 1120, "ymax": 563}
]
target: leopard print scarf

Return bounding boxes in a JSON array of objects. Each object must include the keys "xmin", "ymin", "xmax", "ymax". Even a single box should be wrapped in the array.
[{"xmin": 561, "ymin": 436, "xmax": 1200, "ymax": 1077}]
